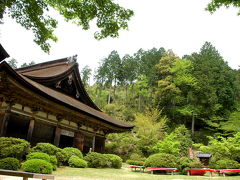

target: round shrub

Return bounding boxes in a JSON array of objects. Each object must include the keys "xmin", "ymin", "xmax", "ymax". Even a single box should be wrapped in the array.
[
  {"xmin": 27, "ymin": 152, "xmax": 50, "ymax": 162},
  {"xmin": 68, "ymin": 156, "xmax": 87, "ymax": 168},
  {"xmin": 22, "ymin": 159, "xmax": 53, "ymax": 174},
  {"xmin": 126, "ymin": 160, "xmax": 145, "ymax": 166},
  {"xmin": 31, "ymin": 143, "xmax": 67, "ymax": 165},
  {"xmin": 210, "ymin": 158, "xmax": 240, "ymax": 169},
  {"xmin": 63, "ymin": 147, "xmax": 83, "ymax": 161},
  {"xmin": 104, "ymin": 154, "xmax": 122, "ymax": 168},
  {"xmin": 84, "ymin": 152, "xmax": 108, "ymax": 168},
  {"xmin": 144, "ymin": 153, "xmax": 178, "ymax": 168},
  {"xmin": 0, "ymin": 157, "xmax": 20, "ymax": 170},
  {"xmin": 31, "ymin": 143, "xmax": 59, "ymax": 155},
  {"xmin": 50, "ymin": 156, "xmax": 58, "ymax": 170},
  {"xmin": 0, "ymin": 137, "xmax": 30, "ymax": 160}
]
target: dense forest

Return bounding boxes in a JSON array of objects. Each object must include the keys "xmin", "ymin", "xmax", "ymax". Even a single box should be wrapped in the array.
[
  {"xmin": 7, "ymin": 41, "xmax": 240, "ymax": 161},
  {"xmin": 80, "ymin": 42, "xmax": 240, "ymax": 159}
]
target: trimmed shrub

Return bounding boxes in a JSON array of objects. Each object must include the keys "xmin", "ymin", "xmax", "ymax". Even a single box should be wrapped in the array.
[
  {"xmin": 210, "ymin": 158, "xmax": 240, "ymax": 169},
  {"xmin": 50, "ymin": 156, "xmax": 58, "ymax": 170},
  {"xmin": 126, "ymin": 160, "xmax": 145, "ymax": 166},
  {"xmin": 104, "ymin": 154, "xmax": 122, "ymax": 168},
  {"xmin": 84, "ymin": 152, "xmax": 108, "ymax": 168},
  {"xmin": 63, "ymin": 147, "xmax": 83, "ymax": 161},
  {"xmin": 22, "ymin": 159, "xmax": 53, "ymax": 174},
  {"xmin": 129, "ymin": 153, "xmax": 146, "ymax": 161},
  {"xmin": 189, "ymin": 159, "xmax": 205, "ymax": 168},
  {"xmin": 0, "ymin": 157, "xmax": 20, "ymax": 170},
  {"xmin": 31, "ymin": 143, "xmax": 67, "ymax": 165},
  {"xmin": 144, "ymin": 153, "xmax": 178, "ymax": 168},
  {"xmin": 68, "ymin": 156, "xmax": 87, "ymax": 168},
  {"xmin": 177, "ymin": 157, "xmax": 192, "ymax": 174},
  {"xmin": 0, "ymin": 137, "xmax": 30, "ymax": 160},
  {"xmin": 26, "ymin": 152, "xmax": 50, "ymax": 162}
]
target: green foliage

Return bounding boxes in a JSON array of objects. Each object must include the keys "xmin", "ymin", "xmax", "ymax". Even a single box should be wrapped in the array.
[
  {"xmin": 68, "ymin": 156, "xmax": 87, "ymax": 168},
  {"xmin": 81, "ymin": 65, "xmax": 92, "ymax": 87},
  {"xmin": 206, "ymin": 0, "xmax": 240, "ymax": 15},
  {"xmin": 49, "ymin": 155, "xmax": 58, "ymax": 170},
  {"xmin": 144, "ymin": 153, "xmax": 178, "ymax": 168},
  {"xmin": 104, "ymin": 154, "xmax": 122, "ymax": 169},
  {"xmin": 27, "ymin": 152, "xmax": 51, "ymax": 162},
  {"xmin": 210, "ymin": 158, "xmax": 240, "ymax": 169},
  {"xmin": 32, "ymin": 143, "xmax": 67, "ymax": 165},
  {"xmin": 84, "ymin": 152, "xmax": 108, "ymax": 168},
  {"xmin": 63, "ymin": 147, "xmax": 83, "ymax": 161},
  {"xmin": 153, "ymin": 133, "xmax": 180, "ymax": 156},
  {"xmin": 83, "ymin": 152, "xmax": 122, "ymax": 168},
  {"xmin": 177, "ymin": 157, "xmax": 192, "ymax": 174},
  {"xmin": 126, "ymin": 160, "xmax": 144, "ymax": 166},
  {"xmin": 0, "ymin": 137, "xmax": 30, "ymax": 160},
  {"xmin": 200, "ymin": 133, "xmax": 240, "ymax": 162},
  {"xmin": 1, "ymin": 0, "xmax": 133, "ymax": 53},
  {"xmin": 0, "ymin": 157, "xmax": 20, "ymax": 170},
  {"xmin": 7, "ymin": 58, "xmax": 18, "ymax": 69},
  {"xmin": 22, "ymin": 159, "xmax": 53, "ymax": 174}
]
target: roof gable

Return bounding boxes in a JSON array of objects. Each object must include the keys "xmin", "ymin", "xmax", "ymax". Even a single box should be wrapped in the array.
[{"xmin": 16, "ymin": 56, "xmax": 100, "ymax": 110}]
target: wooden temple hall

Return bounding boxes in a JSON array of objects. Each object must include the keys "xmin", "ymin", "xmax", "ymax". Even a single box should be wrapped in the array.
[{"xmin": 0, "ymin": 54, "xmax": 133, "ymax": 153}]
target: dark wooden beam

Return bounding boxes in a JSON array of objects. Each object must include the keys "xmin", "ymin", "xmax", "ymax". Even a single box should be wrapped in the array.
[
  {"xmin": 27, "ymin": 119, "xmax": 35, "ymax": 142},
  {"xmin": 0, "ymin": 106, "xmax": 11, "ymax": 136},
  {"xmin": 53, "ymin": 127, "xmax": 61, "ymax": 147},
  {"xmin": 92, "ymin": 135, "xmax": 96, "ymax": 152}
]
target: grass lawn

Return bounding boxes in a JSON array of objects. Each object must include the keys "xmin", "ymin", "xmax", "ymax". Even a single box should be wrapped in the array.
[{"xmin": 53, "ymin": 164, "xmax": 240, "ymax": 180}]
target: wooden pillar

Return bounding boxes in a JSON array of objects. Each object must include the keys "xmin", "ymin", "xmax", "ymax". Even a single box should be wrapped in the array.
[
  {"xmin": 54, "ymin": 127, "xmax": 61, "ymax": 147},
  {"xmin": 73, "ymin": 133, "xmax": 84, "ymax": 151},
  {"xmin": 0, "ymin": 105, "xmax": 11, "ymax": 137},
  {"xmin": 27, "ymin": 119, "xmax": 35, "ymax": 142},
  {"xmin": 92, "ymin": 135, "xmax": 96, "ymax": 152}
]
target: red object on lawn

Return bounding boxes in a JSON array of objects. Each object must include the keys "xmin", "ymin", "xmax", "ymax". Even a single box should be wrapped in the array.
[{"xmin": 185, "ymin": 168, "xmax": 217, "ymax": 176}]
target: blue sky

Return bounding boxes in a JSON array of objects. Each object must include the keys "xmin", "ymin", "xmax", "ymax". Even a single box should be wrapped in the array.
[{"xmin": 0, "ymin": 0, "xmax": 239, "ymax": 74}]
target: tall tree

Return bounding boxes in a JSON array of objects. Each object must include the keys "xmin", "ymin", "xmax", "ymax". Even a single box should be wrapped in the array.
[
  {"xmin": 7, "ymin": 58, "xmax": 18, "ymax": 69},
  {"xmin": 0, "ymin": 0, "xmax": 133, "ymax": 53},
  {"xmin": 81, "ymin": 65, "xmax": 92, "ymax": 87}
]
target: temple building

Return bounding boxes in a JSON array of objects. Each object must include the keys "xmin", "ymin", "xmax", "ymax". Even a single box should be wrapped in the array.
[{"xmin": 0, "ymin": 56, "xmax": 133, "ymax": 154}]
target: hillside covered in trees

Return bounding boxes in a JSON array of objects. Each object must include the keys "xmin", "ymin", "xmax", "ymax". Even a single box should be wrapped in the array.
[{"xmin": 80, "ymin": 42, "xmax": 240, "ymax": 159}]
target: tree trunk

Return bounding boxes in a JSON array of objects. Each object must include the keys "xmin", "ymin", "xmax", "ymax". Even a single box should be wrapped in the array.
[
  {"xmin": 108, "ymin": 90, "xmax": 111, "ymax": 104},
  {"xmin": 191, "ymin": 113, "xmax": 195, "ymax": 137},
  {"xmin": 138, "ymin": 94, "xmax": 141, "ymax": 112}
]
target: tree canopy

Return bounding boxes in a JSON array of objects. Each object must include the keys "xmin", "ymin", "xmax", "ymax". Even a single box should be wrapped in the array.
[
  {"xmin": 206, "ymin": 0, "xmax": 240, "ymax": 15},
  {"xmin": 0, "ymin": 0, "xmax": 133, "ymax": 53}
]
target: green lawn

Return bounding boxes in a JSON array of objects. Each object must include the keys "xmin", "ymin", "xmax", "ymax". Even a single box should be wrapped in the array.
[{"xmin": 53, "ymin": 164, "xmax": 240, "ymax": 180}]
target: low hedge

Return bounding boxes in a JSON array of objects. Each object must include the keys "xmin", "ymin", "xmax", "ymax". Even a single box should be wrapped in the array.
[
  {"xmin": 68, "ymin": 156, "xmax": 87, "ymax": 168},
  {"xmin": 126, "ymin": 160, "xmax": 145, "ymax": 166},
  {"xmin": 22, "ymin": 159, "xmax": 53, "ymax": 174},
  {"xmin": 63, "ymin": 147, "xmax": 83, "ymax": 161},
  {"xmin": 50, "ymin": 155, "xmax": 58, "ymax": 170},
  {"xmin": 0, "ymin": 157, "xmax": 20, "ymax": 170},
  {"xmin": 84, "ymin": 152, "xmax": 122, "ymax": 168},
  {"xmin": 104, "ymin": 154, "xmax": 122, "ymax": 169},
  {"xmin": 0, "ymin": 137, "xmax": 30, "ymax": 160},
  {"xmin": 84, "ymin": 152, "xmax": 108, "ymax": 168},
  {"xmin": 144, "ymin": 153, "xmax": 178, "ymax": 168},
  {"xmin": 26, "ymin": 152, "xmax": 50, "ymax": 162},
  {"xmin": 31, "ymin": 143, "xmax": 67, "ymax": 165}
]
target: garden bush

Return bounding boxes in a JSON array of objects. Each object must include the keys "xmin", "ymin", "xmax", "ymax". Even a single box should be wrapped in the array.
[
  {"xmin": 26, "ymin": 152, "xmax": 50, "ymax": 162},
  {"xmin": 0, "ymin": 157, "xmax": 20, "ymax": 170},
  {"xmin": 31, "ymin": 143, "xmax": 67, "ymax": 165},
  {"xmin": 209, "ymin": 158, "xmax": 240, "ymax": 169},
  {"xmin": 177, "ymin": 157, "xmax": 192, "ymax": 174},
  {"xmin": 22, "ymin": 159, "xmax": 53, "ymax": 174},
  {"xmin": 50, "ymin": 155, "xmax": 58, "ymax": 170},
  {"xmin": 63, "ymin": 147, "xmax": 83, "ymax": 161},
  {"xmin": 0, "ymin": 137, "xmax": 30, "ymax": 160},
  {"xmin": 68, "ymin": 156, "xmax": 87, "ymax": 168},
  {"xmin": 126, "ymin": 160, "xmax": 144, "ymax": 166},
  {"xmin": 84, "ymin": 152, "xmax": 108, "ymax": 168},
  {"xmin": 144, "ymin": 153, "xmax": 178, "ymax": 168},
  {"xmin": 104, "ymin": 154, "xmax": 122, "ymax": 168}
]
